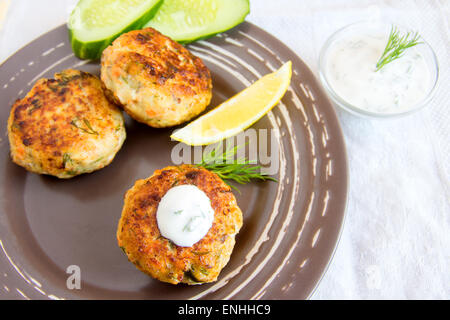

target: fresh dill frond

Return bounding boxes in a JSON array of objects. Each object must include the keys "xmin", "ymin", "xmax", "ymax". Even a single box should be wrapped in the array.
[
  {"xmin": 198, "ymin": 143, "xmax": 277, "ymax": 192},
  {"xmin": 375, "ymin": 26, "xmax": 422, "ymax": 71}
]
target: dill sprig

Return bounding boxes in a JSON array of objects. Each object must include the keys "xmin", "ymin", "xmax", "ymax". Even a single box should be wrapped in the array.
[
  {"xmin": 376, "ymin": 26, "xmax": 422, "ymax": 71},
  {"xmin": 198, "ymin": 143, "xmax": 277, "ymax": 192}
]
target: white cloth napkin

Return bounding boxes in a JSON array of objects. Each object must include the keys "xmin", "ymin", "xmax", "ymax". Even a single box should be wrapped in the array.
[
  {"xmin": 0, "ymin": 0, "xmax": 448, "ymax": 299},
  {"xmin": 247, "ymin": 0, "xmax": 450, "ymax": 299}
]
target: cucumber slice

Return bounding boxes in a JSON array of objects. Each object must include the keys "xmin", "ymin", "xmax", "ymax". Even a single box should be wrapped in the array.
[
  {"xmin": 68, "ymin": 0, "xmax": 163, "ymax": 60},
  {"xmin": 144, "ymin": 0, "xmax": 250, "ymax": 43}
]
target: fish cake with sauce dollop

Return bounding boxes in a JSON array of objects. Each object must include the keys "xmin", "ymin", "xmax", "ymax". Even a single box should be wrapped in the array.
[{"xmin": 117, "ymin": 165, "xmax": 243, "ymax": 284}]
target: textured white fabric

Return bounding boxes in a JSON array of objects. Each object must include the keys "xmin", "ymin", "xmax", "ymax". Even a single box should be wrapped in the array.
[{"xmin": 0, "ymin": 0, "xmax": 448, "ymax": 299}]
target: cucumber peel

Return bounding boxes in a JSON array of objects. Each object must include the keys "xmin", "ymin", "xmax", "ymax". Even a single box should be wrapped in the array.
[
  {"xmin": 144, "ymin": 0, "xmax": 250, "ymax": 43},
  {"xmin": 68, "ymin": 0, "xmax": 163, "ymax": 60}
]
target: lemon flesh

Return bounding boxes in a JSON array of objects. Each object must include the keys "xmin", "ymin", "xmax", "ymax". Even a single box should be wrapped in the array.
[{"xmin": 171, "ymin": 61, "xmax": 292, "ymax": 146}]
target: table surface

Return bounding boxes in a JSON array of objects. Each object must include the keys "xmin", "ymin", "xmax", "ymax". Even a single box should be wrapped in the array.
[{"xmin": 0, "ymin": 0, "xmax": 448, "ymax": 299}]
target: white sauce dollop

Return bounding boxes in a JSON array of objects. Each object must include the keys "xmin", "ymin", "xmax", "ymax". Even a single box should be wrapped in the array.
[
  {"xmin": 325, "ymin": 34, "xmax": 430, "ymax": 113},
  {"xmin": 156, "ymin": 185, "xmax": 214, "ymax": 247}
]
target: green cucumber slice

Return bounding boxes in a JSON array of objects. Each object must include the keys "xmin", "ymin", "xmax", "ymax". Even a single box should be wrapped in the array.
[
  {"xmin": 68, "ymin": 0, "xmax": 163, "ymax": 60},
  {"xmin": 144, "ymin": 0, "xmax": 250, "ymax": 43}
]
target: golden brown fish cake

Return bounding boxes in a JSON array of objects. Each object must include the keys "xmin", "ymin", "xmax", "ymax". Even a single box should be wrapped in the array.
[
  {"xmin": 7, "ymin": 69, "xmax": 126, "ymax": 178},
  {"xmin": 117, "ymin": 165, "xmax": 243, "ymax": 285},
  {"xmin": 101, "ymin": 27, "xmax": 212, "ymax": 128}
]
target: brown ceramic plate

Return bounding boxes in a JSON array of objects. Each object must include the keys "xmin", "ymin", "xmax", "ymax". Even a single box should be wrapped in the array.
[{"xmin": 0, "ymin": 22, "xmax": 347, "ymax": 300}]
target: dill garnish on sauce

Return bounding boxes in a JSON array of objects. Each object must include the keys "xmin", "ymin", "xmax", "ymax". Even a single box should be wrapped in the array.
[{"xmin": 376, "ymin": 26, "xmax": 422, "ymax": 71}]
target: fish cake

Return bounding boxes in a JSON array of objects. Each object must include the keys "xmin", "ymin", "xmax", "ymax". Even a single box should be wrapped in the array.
[
  {"xmin": 117, "ymin": 165, "xmax": 243, "ymax": 285},
  {"xmin": 101, "ymin": 27, "xmax": 212, "ymax": 128},
  {"xmin": 7, "ymin": 69, "xmax": 126, "ymax": 178}
]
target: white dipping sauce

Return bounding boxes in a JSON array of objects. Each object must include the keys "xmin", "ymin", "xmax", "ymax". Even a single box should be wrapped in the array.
[
  {"xmin": 325, "ymin": 34, "xmax": 430, "ymax": 113},
  {"xmin": 156, "ymin": 185, "xmax": 214, "ymax": 247}
]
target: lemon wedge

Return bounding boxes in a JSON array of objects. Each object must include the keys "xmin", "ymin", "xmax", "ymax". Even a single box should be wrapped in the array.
[{"xmin": 171, "ymin": 61, "xmax": 292, "ymax": 145}]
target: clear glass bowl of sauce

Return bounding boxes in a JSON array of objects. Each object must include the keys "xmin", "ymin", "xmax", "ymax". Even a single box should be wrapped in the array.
[{"xmin": 319, "ymin": 21, "xmax": 439, "ymax": 118}]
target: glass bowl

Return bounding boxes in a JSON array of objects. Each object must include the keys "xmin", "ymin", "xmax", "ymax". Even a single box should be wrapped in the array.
[{"xmin": 318, "ymin": 21, "xmax": 439, "ymax": 118}]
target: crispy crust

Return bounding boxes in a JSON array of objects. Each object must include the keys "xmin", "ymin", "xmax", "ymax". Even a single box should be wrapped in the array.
[
  {"xmin": 7, "ymin": 69, "xmax": 126, "ymax": 178},
  {"xmin": 117, "ymin": 165, "xmax": 243, "ymax": 284},
  {"xmin": 101, "ymin": 27, "xmax": 212, "ymax": 127}
]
